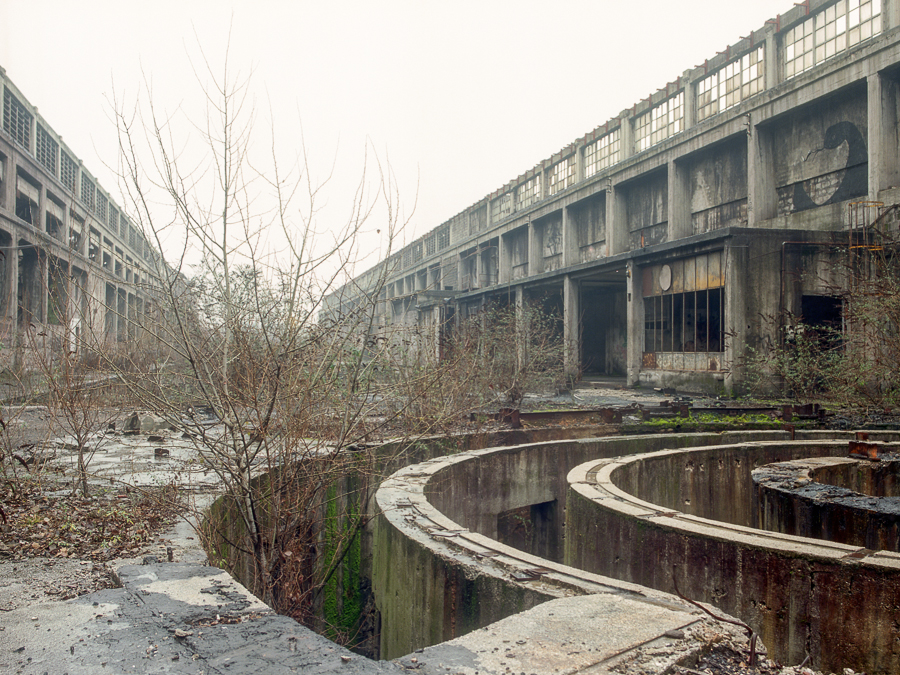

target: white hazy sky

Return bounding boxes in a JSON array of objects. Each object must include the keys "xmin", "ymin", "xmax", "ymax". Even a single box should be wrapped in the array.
[{"xmin": 1, "ymin": 0, "xmax": 792, "ymax": 276}]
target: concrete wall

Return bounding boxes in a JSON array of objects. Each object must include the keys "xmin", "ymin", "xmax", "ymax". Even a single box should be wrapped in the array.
[
  {"xmin": 753, "ymin": 455, "xmax": 900, "ymax": 551},
  {"xmin": 565, "ymin": 436, "xmax": 900, "ymax": 674},
  {"xmin": 0, "ymin": 69, "xmax": 159, "ymax": 372},
  {"xmin": 374, "ymin": 430, "xmax": 800, "ymax": 660},
  {"xmin": 373, "ymin": 430, "xmax": 811, "ymax": 659}
]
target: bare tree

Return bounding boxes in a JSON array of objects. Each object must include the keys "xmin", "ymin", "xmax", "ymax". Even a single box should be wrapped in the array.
[{"xmin": 102, "ymin": 47, "xmax": 421, "ymax": 628}]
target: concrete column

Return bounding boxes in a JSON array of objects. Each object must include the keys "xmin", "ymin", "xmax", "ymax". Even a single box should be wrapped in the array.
[
  {"xmin": 575, "ymin": 143, "xmax": 585, "ymax": 182},
  {"xmin": 38, "ymin": 251, "xmax": 48, "ymax": 324},
  {"xmin": 561, "ymin": 205, "xmax": 577, "ymax": 267},
  {"xmin": 499, "ymin": 233, "xmax": 511, "ymax": 284},
  {"xmin": 621, "ymin": 115, "xmax": 635, "ymax": 160},
  {"xmin": 682, "ymin": 72, "xmax": 696, "ymax": 131},
  {"xmin": 868, "ymin": 73, "xmax": 900, "ymax": 200},
  {"xmin": 625, "ymin": 260, "xmax": 643, "ymax": 386},
  {"xmin": 668, "ymin": 159, "xmax": 692, "ymax": 240},
  {"xmin": 479, "ymin": 246, "xmax": 488, "ymax": 288},
  {"xmin": 608, "ymin": 184, "xmax": 629, "ymax": 255},
  {"xmin": 723, "ymin": 241, "xmax": 745, "ymax": 395},
  {"xmin": 3, "ymin": 236, "xmax": 17, "ymax": 322},
  {"xmin": 747, "ymin": 121, "xmax": 777, "ymax": 225},
  {"xmin": 528, "ymin": 221, "xmax": 541, "ymax": 276},
  {"xmin": 515, "ymin": 286, "xmax": 527, "ymax": 375},
  {"xmin": 563, "ymin": 274, "xmax": 580, "ymax": 382},
  {"xmin": 432, "ymin": 305, "xmax": 441, "ymax": 361},
  {"xmin": 8, "ymin": 238, "xmax": 21, "ymax": 371},
  {"xmin": 885, "ymin": 0, "xmax": 900, "ymax": 30},
  {"xmin": 0, "ymin": 156, "xmax": 9, "ymax": 210},
  {"xmin": 764, "ymin": 29, "xmax": 779, "ymax": 91}
]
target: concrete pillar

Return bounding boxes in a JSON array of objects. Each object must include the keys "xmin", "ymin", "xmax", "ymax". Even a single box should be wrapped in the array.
[
  {"xmin": 563, "ymin": 274, "xmax": 580, "ymax": 382},
  {"xmin": 885, "ymin": 0, "xmax": 900, "ymax": 30},
  {"xmin": 868, "ymin": 73, "xmax": 900, "ymax": 200},
  {"xmin": 723, "ymin": 241, "xmax": 745, "ymax": 395},
  {"xmin": 38, "ymin": 251, "xmax": 48, "ymax": 324},
  {"xmin": 561, "ymin": 205, "xmax": 577, "ymax": 267},
  {"xmin": 747, "ymin": 121, "xmax": 777, "ymax": 225},
  {"xmin": 682, "ymin": 71, "xmax": 696, "ymax": 131},
  {"xmin": 499, "ymin": 233, "xmax": 511, "ymax": 284},
  {"xmin": 431, "ymin": 304, "xmax": 444, "ymax": 362},
  {"xmin": 515, "ymin": 286, "xmax": 527, "ymax": 375},
  {"xmin": 621, "ymin": 115, "xmax": 635, "ymax": 160},
  {"xmin": 668, "ymin": 159, "xmax": 692, "ymax": 240},
  {"xmin": 3, "ymin": 235, "xmax": 17, "ymax": 322},
  {"xmin": 764, "ymin": 29, "xmax": 779, "ymax": 91},
  {"xmin": 575, "ymin": 142, "xmax": 585, "ymax": 182},
  {"xmin": 608, "ymin": 184, "xmax": 629, "ymax": 255},
  {"xmin": 528, "ymin": 221, "xmax": 541, "ymax": 276},
  {"xmin": 474, "ymin": 247, "xmax": 483, "ymax": 288},
  {"xmin": 625, "ymin": 260, "xmax": 643, "ymax": 386}
]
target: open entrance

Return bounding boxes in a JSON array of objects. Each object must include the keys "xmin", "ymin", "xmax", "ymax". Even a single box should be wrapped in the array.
[
  {"xmin": 580, "ymin": 274, "xmax": 628, "ymax": 376},
  {"xmin": 496, "ymin": 499, "xmax": 559, "ymax": 562}
]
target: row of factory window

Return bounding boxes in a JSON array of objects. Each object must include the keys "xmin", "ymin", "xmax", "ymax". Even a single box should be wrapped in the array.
[
  {"xmin": 335, "ymin": 0, "xmax": 885, "ymax": 289},
  {"xmin": 1, "ymin": 86, "xmax": 153, "ymax": 263},
  {"xmin": 482, "ymin": 0, "xmax": 884, "ymax": 251}
]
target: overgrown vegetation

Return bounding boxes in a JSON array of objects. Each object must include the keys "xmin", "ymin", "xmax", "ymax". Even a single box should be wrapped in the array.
[
  {"xmin": 0, "ymin": 478, "xmax": 180, "ymax": 561},
  {"xmin": 743, "ymin": 221, "xmax": 900, "ymax": 408}
]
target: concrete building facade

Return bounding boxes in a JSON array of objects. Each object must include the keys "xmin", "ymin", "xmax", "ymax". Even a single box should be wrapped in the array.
[
  {"xmin": 328, "ymin": 0, "xmax": 900, "ymax": 394},
  {"xmin": 0, "ymin": 68, "xmax": 158, "ymax": 369}
]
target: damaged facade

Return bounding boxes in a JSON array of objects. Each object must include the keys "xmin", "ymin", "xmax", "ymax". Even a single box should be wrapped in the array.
[
  {"xmin": 328, "ymin": 0, "xmax": 900, "ymax": 394},
  {"xmin": 0, "ymin": 68, "xmax": 158, "ymax": 369}
]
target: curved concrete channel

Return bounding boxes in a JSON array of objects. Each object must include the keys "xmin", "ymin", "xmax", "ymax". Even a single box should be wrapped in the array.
[{"xmin": 374, "ymin": 430, "xmax": 900, "ymax": 674}]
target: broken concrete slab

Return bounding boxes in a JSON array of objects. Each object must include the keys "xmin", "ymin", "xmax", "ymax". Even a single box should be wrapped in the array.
[
  {"xmin": 400, "ymin": 594, "xmax": 747, "ymax": 675},
  {"xmin": 0, "ymin": 562, "xmax": 404, "ymax": 675}
]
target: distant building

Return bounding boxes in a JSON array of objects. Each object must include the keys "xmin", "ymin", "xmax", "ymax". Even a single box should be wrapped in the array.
[
  {"xmin": 326, "ymin": 0, "xmax": 900, "ymax": 394},
  {"xmin": 0, "ymin": 67, "xmax": 159, "ymax": 369}
]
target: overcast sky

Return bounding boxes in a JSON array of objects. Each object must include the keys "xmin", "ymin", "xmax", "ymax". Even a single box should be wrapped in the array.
[{"xmin": 0, "ymin": 0, "xmax": 792, "ymax": 275}]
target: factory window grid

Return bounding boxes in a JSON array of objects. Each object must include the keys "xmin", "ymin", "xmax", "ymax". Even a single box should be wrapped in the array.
[
  {"xmin": 696, "ymin": 46, "xmax": 765, "ymax": 121},
  {"xmin": 491, "ymin": 192, "xmax": 513, "ymax": 221},
  {"xmin": 60, "ymin": 152, "xmax": 77, "ymax": 193},
  {"xmin": 634, "ymin": 92, "xmax": 684, "ymax": 153},
  {"xmin": 583, "ymin": 130, "xmax": 620, "ymax": 179},
  {"xmin": 425, "ymin": 233, "xmax": 436, "ymax": 257},
  {"xmin": 437, "ymin": 225, "xmax": 450, "ymax": 250},
  {"xmin": 36, "ymin": 124, "xmax": 58, "ymax": 175},
  {"xmin": 402, "ymin": 246, "xmax": 413, "ymax": 270},
  {"xmin": 129, "ymin": 224, "xmax": 138, "ymax": 250},
  {"xmin": 3, "ymin": 89, "xmax": 32, "ymax": 150},
  {"xmin": 784, "ymin": 0, "xmax": 881, "ymax": 79},
  {"xmin": 516, "ymin": 174, "xmax": 542, "ymax": 211},
  {"xmin": 80, "ymin": 175, "xmax": 95, "ymax": 211},
  {"xmin": 109, "ymin": 205, "xmax": 119, "ymax": 234},
  {"xmin": 97, "ymin": 192, "xmax": 108, "ymax": 224},
  {"xmin": 644, "ymin": 287, "xmax": 724, "ymax": 354},
  {"xmin": 548, "ymin": 156, "xmax": 576, "ymax": 196}
]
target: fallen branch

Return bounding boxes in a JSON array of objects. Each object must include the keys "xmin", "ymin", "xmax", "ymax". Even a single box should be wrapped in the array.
[{"xmin": 672, "ymin": 565, "xmax": 759, "ymax": 667}]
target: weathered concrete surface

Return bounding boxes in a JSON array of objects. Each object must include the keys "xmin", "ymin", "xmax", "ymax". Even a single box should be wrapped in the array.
[
  {"xmin": 399, "ymin": 595, "xmax": 746, "ymax": 675},
  {"xmin": 373, "ymin": 432, "xmax": 797, "ymax": 660},
  {"xmin": 0, "ymin": 563, "xmax": 402, "ymax": 675},
  {"xmin": 565, "ymin": 438, "xmax": 900, "ymax": 674},
  {"xmin": 752, "ymin": 454, "xmax": 900, "ymax": 550}
]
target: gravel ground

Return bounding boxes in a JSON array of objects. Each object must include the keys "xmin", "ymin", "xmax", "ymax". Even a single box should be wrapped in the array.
[{"xmin": 0, "ymin": 405, "xmax": 208, "ymax": 616}]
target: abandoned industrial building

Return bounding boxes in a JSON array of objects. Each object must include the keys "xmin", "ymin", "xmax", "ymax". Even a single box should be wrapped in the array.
[
  {"xmin": 326, "ymin": 0, "xmax": 900, "ymax": 394},
  {"xmin": 0, "ymin": 67, "xmax": 158, "ymax": 367}
]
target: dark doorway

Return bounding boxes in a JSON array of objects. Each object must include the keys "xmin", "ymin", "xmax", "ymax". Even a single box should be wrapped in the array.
[{"xmin": 496, "ymin": 500, "xmax": 559, "ymax": 562}]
